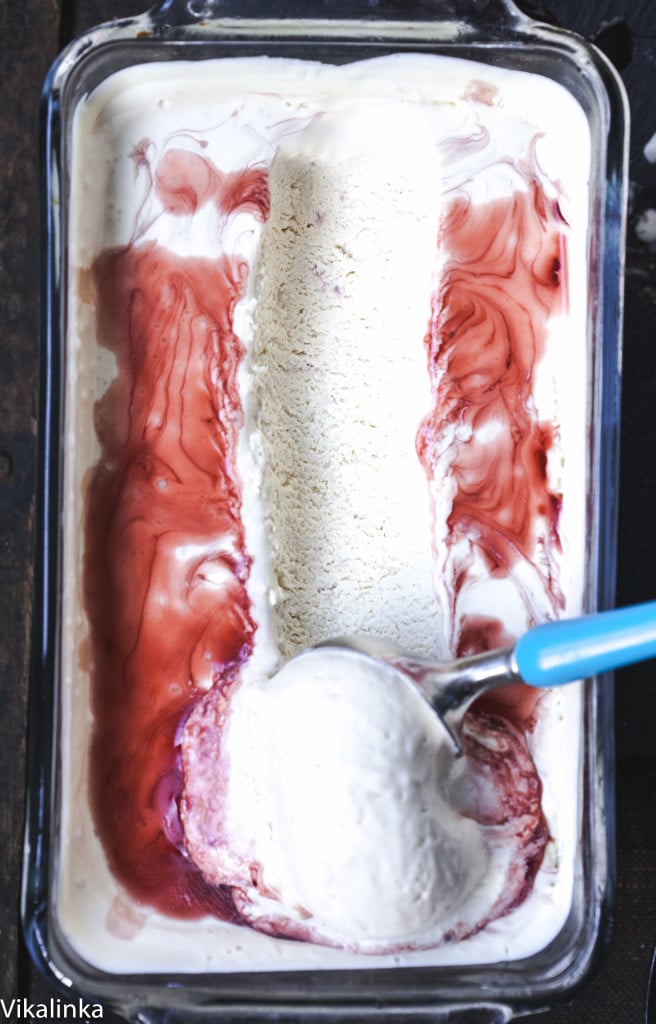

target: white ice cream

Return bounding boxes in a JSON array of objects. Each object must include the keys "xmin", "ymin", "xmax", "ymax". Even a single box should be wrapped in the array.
[
  {"xmin": 194, "ymin": 648, "xmax": 493, "ymax": 950},
  {"xmin": 251, "ymin": 104, "xmax": 442, "ymax": 658},
  {"xmin": 59, "ymin": 53, "xmax": 591, "ymax": 973}
]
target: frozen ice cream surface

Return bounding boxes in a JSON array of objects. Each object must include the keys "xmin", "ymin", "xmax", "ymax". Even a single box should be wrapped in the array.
[
  {"xmin": 184, "ymin": 650, "xmax": 487, "ymax": 951},
  {"xmin": 182, "ymin": 647, "xmax": 549, "ymax": 953},
  {"xmin": 252, "ymin": 104, "xmax": 442, "ymax": 657},
  {"xmin": 59, "ymin": 53, "xmax": 591, "ymax": 972}
]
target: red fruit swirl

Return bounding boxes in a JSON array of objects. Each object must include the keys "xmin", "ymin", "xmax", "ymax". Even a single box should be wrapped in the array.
[
  {"xmin": 83, "ymin": 141, "xmax": 567, "ymax": 936},
  {"xmin": 84, "ymin": 151, "xmax": 268, "ymax": 917}
]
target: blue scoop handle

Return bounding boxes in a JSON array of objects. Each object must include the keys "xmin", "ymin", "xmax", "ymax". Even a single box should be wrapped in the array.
[{"xmin": 515, "ymin": 600, "xmax": 656, "ymax": 687}]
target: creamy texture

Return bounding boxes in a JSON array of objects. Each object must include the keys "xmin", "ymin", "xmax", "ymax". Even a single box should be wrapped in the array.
[
  {"xmin": 251, "ymin": 105, "xmax": 442, "ymax": 657},
  {"xmin": 182, "ymin": 647, "xmax": 549, "ymax": 953},
  {"xmin": 187, "ymin": 650, "xmax": 489, "ymax": 949},
  {"xmin": 59, "ymin": 54, "xmax": 590, "ymax": 972}
]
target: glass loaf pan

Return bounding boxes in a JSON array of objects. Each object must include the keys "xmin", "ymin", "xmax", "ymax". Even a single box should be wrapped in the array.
[{"xmin": 24, "ymin": 0, "xmax": 628, "ymax": 1020}]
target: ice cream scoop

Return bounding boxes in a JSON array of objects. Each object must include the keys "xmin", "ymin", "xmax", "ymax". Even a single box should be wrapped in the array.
[
  {"xmin": 181, "ymin": 639, "xmax": 546, "ymax": 953},
  {"xmin": 316, "ymin": 600, "xmax": 656, "ymax": 753}
]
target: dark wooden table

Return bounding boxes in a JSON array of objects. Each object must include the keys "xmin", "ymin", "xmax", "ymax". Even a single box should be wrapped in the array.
[{"xmin": 3, "ymin": 0, "xmax": 656, "ymax": 1020}]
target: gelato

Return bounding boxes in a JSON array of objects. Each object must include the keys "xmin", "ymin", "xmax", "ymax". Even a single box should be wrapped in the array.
[
  {"xmin": 182, "ymin": 646, "xmax": 548, "ymax": 953},
  {"xmin": 59, "ymin": 53, "xmax": 590, "ymax": 972}
]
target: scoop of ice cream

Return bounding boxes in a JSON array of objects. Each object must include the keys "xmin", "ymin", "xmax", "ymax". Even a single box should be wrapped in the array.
[{"xmin": 181, "ymin": 647, "xmax": 496, "ymax": 951}]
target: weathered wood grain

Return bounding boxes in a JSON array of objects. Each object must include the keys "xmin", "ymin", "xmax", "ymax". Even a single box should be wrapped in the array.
[{"xmin": 0, "ymin": 0, "xmax": 60, "ymax": 1005}]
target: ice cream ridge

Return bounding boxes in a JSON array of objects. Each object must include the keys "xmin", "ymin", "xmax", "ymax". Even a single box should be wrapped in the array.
[{"xmin": 67, "ymin": 53, "xmax": 590, "ymax": 968}]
